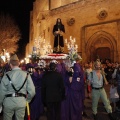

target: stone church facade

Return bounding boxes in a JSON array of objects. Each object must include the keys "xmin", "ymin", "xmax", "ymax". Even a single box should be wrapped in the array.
[{"xmin": 26, "ymin": 0, "xmax": 120, "ymax": 63}]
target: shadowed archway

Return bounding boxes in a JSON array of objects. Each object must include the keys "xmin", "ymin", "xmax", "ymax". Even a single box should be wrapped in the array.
[{"xmin": 86, "ymin": 31, "xmax": 117, "ymax": 62}]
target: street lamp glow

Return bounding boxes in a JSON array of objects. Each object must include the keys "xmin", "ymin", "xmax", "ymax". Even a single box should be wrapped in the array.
[
  {"xmin": 5, "ymin": 52, "xmax": 10, "ymax": 60},
  {"xmin": 28, "ymin": 55, "xmax": 31, "ymax": 58},
  {"xmin": 1, "ymin": 56, "xmax": 5, "ymax": 62},
  {"xmin": 21, "ymin": 60, "xmax": 24, "ymax": 63}
]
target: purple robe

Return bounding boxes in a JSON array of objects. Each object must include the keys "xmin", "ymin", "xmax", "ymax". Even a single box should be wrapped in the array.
[
  {"xmin": 56, "ymin": 63, "xmax": 62, "ymax": 73},
  {"xmin": 30, "ymin": 71, "xmax": 44, "ymax": 120},
  {"xmin": 60, "ymin": 63, "xmax": 69, "ymax": 120},
  {"xmin": 4, "ymin": 63, "xmax": 11, "ymax": 72},
  {"xmin": 56, "ymin": 63, "xmax": 69, "ymax": 120},
  {"xmin": 33, "ymin": 63, "xmax": 38, "ymax": 68},
  {"xmin": 66, "ymin": 63, "xmax": 85, "ymax": 120}
]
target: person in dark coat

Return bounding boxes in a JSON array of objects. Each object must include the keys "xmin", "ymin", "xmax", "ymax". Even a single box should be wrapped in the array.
[
  {"xmin": 41, "ymin": 63, "xmax": 65, "ymax": 120},
  {"xmin": 53, "ymin": 18, "xmax": 65, "ymax": 53},
  {"xmin": 104, "ymin": 62, "xmax": 114, "ymax": 83},
  {"xmin": 66, "ymin": 62, "xmax": 85, "ymax": 120}
]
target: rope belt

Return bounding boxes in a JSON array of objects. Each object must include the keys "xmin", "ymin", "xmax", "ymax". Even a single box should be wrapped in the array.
[
  {"xmin": 5, "ymin": 93, "xmax": 26, "ymax": 98},
  {"xmin": 92, "ymin": 87, "xmax": 103, "ymax": 90}
]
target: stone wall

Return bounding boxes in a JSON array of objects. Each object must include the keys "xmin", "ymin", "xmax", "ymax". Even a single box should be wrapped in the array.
[{"xmin": 26, "ymin": 0, "xmax": 120, "ymax": 63}]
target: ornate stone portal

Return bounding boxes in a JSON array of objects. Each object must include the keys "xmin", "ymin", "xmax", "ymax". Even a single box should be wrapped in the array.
[{"xmin": 84, "ymin": 30, "xmax": 117, "ymax": 62}]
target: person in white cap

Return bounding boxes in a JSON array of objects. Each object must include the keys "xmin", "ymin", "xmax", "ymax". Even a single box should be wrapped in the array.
[{"xmin": 0, "ymin": 54, "xmax": 35, "ymax": 120}]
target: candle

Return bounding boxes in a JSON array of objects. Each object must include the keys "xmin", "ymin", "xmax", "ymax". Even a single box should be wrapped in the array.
[
  {"xmin": 43, "ymin": 39, "xmax": 45, "ymax": 43},
  {"xmin": 75, "ymin": 45, "xmax": 78, "ymax": 48},
  {"xmin": 65, "ymin": 39, "xmax": 67, "ymax": 43},
  {"xmin": 51, "ymin": 49, "xmax": 53, "ymax": 53},
  {"xmin": 74, "ymin": 38, "xmax": 76, "ymax": 42},
  {"xmin": 49, "ymin": 45, "xmax": 51, "ymax": 49},
  {"xmin": 68, "ymin": 44, "xmax": 70, "ymax": 48}
]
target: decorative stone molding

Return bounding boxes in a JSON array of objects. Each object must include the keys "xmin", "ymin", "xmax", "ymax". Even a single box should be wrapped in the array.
[
  {"xmin": 37, "ymin": 10, "xmax": 50, "ymax": 22},
  {"xmin": 97, "ymin": 8, "xmax": 108, "ymax": 20},
  {"xmin": 67, "ymin": 17, "xmax": 75, "ymax": 26},
  {"xmin": 50, "ymin": 0, "xmax": 105, "ymax": 16},
  {"xmin": 50, "ymin": 0, "xmax": 85, "ymax": 15}
]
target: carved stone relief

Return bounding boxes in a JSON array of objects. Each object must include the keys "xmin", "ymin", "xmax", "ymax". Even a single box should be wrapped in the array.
[
  {"xmin": 67, "ymin": 17, "xmax": 75, "ymax": 26},
  {"xmin": 97, "ymin": 8, "xmax": 108, "ymax": 20}
]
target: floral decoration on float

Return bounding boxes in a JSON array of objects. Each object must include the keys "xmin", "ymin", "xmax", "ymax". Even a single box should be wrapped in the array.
[{"xmin": 65, "ymin": 36, "xmax": 82, "ymax": 64}]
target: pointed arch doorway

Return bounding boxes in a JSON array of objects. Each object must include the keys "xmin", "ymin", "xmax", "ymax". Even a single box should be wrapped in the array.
[
  {"xmin": 85, "ymin": 31, "xmax": 117, "ymax": 62},
  {"xmin": 92, "ymin": 47, "xmax": 110, "ymax": 61}
]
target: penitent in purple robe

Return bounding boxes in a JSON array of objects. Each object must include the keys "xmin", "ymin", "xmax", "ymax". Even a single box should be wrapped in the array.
[
  {"xmin": 56, "ymin": 63, "xmax": 69, "ymax": 120},
  {"xmin": 30, "ymin": 71, "xmax": 44, "ymax": 120},
  {"xmin": 66, "ymin": 63, "xmax": 85, "ymax": 120},
  {"xmin": 60, "ymin": 62, "xmax": 70, "ymax": 120}
]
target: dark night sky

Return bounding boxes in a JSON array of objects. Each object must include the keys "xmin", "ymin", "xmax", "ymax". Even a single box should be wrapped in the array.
[{"xmin": 0, "ymin": 0, "xmax": 35, "ymax": 59}]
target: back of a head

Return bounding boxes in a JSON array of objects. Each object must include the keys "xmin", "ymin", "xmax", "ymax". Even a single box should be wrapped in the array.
[
  {"xmin": 10, "ymin": 54, "xmax": 19, "ymax": 66},
  {"xmin": 49, "ymin": 63, "xmax": 56, "ymax": 71}
]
